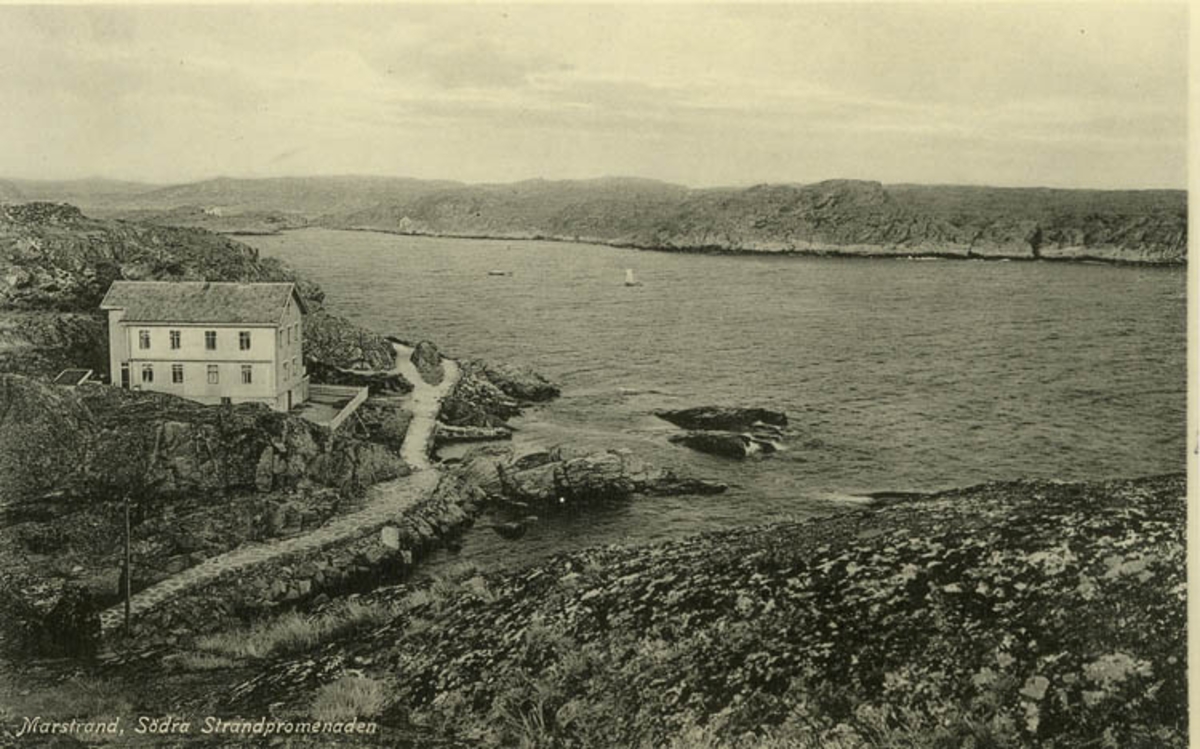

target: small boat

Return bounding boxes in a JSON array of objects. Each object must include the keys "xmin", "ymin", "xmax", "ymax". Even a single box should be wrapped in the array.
[
  {"xmin": 488, "ymin": 270, "xmax": 513, "ymax": 277},
  {"xmin": 624, "ymin": 268, "xmax": 642, "ymax": 287}
]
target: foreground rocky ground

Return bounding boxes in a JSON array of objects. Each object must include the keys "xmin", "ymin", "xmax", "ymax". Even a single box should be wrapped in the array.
[{"xmin": 1, "ymin": 473, "xmax": 1180, "ymax": 748}]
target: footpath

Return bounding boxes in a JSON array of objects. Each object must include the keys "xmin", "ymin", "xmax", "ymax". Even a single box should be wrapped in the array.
[{"xmin": 98, "ymin": 344, "xmax": 459, "ymax": 634}]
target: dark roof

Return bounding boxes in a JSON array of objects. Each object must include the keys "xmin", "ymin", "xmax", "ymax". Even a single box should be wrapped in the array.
[{"xmin": 99, "ymin": 281, "xmax": 306, "ymax": 325}]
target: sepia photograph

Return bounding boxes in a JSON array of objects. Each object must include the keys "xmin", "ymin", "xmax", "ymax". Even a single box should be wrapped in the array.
[{"xmin": 0, "ymin": 3, "xmax": 1188, "ymax": 747}]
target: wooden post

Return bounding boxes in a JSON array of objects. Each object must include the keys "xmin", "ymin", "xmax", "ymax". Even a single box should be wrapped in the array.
[{"xmin": 123, "ymin": 494, "xmax": 131, "ymax": 635}]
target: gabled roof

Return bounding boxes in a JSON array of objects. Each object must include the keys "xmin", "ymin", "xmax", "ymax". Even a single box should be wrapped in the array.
[{"xmin": 100, "ymin": 281, "xmax": 307, "ymax": 325}]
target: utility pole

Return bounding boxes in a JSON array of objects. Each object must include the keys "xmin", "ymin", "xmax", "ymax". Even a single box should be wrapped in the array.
[{"xmin": 123, "ymin": 493, "xmax": 131, "ymax": 636}]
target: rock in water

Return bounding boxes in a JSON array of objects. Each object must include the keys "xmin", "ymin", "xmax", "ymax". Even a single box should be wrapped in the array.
[
  {"xmin": 434, "ymin": 422, "xmax": 514, "ymax": 445},
  {"xmin": 490, "ymin": 521, "xmax": 528, "ymax": 540},
  {"xmin": 654, "ymin": 406, "xmax": 787, "ymax": 432},
  {"xmin": 668, "ymin": 431, "xmax": 779, "ymax": 459},
  {"xmin": 410, "ymin": 341, "xmax": 444, "ymax": 385},
  {"xmin": 480, "ymin": 361, "xmax": 560, "ymax": 401},
  {"xmin": 493, "ymin": 446, "xmax": 726, "ymax": 506}
]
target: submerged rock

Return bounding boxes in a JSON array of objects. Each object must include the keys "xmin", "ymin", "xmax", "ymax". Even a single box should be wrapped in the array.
[
  {"xmin": 434, "ymin": 422, "xmax": 513, "ymax": 445},
  {"xmin": 655, "ymin": 406, "xmax": 787, "ymax": 432},
  {"xmin": 668, "ymin": 430, "xmax": 779, "ymax": 459}
]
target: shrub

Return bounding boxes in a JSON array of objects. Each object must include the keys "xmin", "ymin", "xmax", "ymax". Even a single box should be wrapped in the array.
[
  {"xmin": 312, "ymin": 675, "xmax": 387, "ymax": 722},
  {"xmin": 196, "ymin": 599, "xmax": 398, "ymax": 660}
]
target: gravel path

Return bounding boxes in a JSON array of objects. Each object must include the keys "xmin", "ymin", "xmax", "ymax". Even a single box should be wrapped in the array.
[{"xmin": 99, "ymin": 344, "xmax": 459, "ymax": 633}]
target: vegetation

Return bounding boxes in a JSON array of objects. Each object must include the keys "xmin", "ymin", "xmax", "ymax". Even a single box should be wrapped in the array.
[
  {"xmin": 312, "ymin": 675, "xmax": 389, "ymax": 722},
  {"xmin": 216, "ymin": 474, "xmax": 1184, "ymax": 748},
  {"xmin": 194, "ymin": 598, "xmax": 401, "ymax": 660}
]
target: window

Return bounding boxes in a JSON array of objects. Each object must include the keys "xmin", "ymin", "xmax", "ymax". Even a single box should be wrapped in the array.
[
  {"xmin": 205, "ymin": 331, "xmax": 217, "ymax": 350},
  {"xmin": 241, "ymin": 365, "xmax": 252, "ymax": 384},
  {"xmin": 278, "ymin": 329, "xmax": 283, "ymax": 347},
  {"xmin": 239, "ymin": 331, "xmax": 251, "ymax": 350},
  {"xmin": 141, "ymin": 364, "xmax": 154, "ymax": 383},
  {"xmin": 169, "ymin": 330, "xmax": 181, "ymax": 350},
  {"xmin": 293, "ymin": 323, "xmax": 300, "ymax": 344},
  {"xmin": 171, "ymin": 364, "xmax": 183, "ymax": 384},
  {"xmin": 293, "ymin": 357, "xmax": 299, "ymax": 378},
  {"xmin": 139, "ymin": 330, "xmax": 150, "ymax": 349},
  {"xmin": 286, "ymin": 326, "xmax": 292, "ymax": 345},
  {"xmin": 283, "ymin": 362, "xmax": 290, "ymax": 380},
  {"xmin": 207, "ymin": 364, "xmax": 219, "ymax": 384}
]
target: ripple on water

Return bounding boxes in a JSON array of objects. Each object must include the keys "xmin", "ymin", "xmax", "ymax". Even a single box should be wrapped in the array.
[{"xmin": 245, "ymin": 229, "xmax": 1187, "ymax": 570}]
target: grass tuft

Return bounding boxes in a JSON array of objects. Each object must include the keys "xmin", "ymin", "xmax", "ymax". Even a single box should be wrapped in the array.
[
  {"xmin": 195, "ymin": 599, "xmax": 399, "ymax": 660},
  {"xmin": 311, "ymin": 675, "xmax": 388, "ymax": 722}
]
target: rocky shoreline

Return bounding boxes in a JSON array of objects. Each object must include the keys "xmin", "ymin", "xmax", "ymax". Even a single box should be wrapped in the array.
[
  {"xmin": 0, "ymin": 202, "xmax": 1185, "ymax": 749},
  {"xmin": 311, "ymin": 224, "xmax": 1190, "ymax": 267}
]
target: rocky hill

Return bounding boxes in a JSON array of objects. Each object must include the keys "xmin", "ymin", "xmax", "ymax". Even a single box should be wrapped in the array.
[
  {"xmin": 6, "ymin": 176, "xmax": 1185, "ymax": 263},
  {"xmin": 337, "ymin": 179, "xmax": 1186, "ymax": 263},
  {"xmin": 0, "ymin": 202, "xmax": 394, "ymax": 377},
  {"xmin": 33, "ymin": 473, "xmax": 1177, "ymax": 749}
]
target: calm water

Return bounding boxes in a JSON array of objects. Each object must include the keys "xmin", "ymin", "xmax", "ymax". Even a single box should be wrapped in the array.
[{"xmin": 246, "ymin": 229, "xmax": 1187, "ymax": 569}]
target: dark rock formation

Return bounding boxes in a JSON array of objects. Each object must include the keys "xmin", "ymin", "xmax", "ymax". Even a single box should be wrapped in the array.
[
  {"xmin": 493, "ymin": 447, "xmax": 726, "ymax": 507},
  {"xmin": 355, "ymin": 400, "xmax": 413, "ymax": 451},
  {"xmin": 1, "ymin": 581, "xmax": 100, "ymax": 658},
  {"xmin": 0, "ymin": 374, "xmax": 407, "ymax": 508},
  {"xmin": 668, "ymin": 430, "xmax": 780, "ymax": 459},
  {"xmin": 303, "ymin": 310, "xmax": 396, "ymax": 371},
  {"xmin": 440, "ymin": 359, "xmax": 560, "ymax": 431},
  {"xmin": 440, "ymin": 361, "xmax": 523, "ymax": 428},
  {"xmin": 409, "ymin": 341, "xmax": 444, "ymax": 385},
  {"xmin": 477, "ymin": 360, "xmax": 560, "ymax": 401},
  {"xmin": 655, "ymin": 405, "xmax": 787, "ymax": 432}
]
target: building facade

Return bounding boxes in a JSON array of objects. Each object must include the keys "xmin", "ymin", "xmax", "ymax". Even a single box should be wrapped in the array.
[{"xmin": 100, "ymin": 281, "xmax": 309, "ymax": 411}]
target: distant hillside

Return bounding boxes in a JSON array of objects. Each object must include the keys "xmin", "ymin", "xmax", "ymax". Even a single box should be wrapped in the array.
[
  {"xmin": 3, "ymin": 176, "xmax": 1187, "ymax": 263},
  {"xmin": 337, "ymin": 179, "xmax": 1186, "ymax": 263}
]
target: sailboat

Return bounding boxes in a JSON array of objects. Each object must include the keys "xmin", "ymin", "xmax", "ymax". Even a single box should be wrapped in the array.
[{"xmin": 624, "ymin": 268, "xmax": 643, "ymax": 287}]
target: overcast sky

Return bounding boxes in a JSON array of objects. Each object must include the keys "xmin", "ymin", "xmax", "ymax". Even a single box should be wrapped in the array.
[{"xmin": 0, "ymin": 3, "xmax": 1188, "ymax": 189}]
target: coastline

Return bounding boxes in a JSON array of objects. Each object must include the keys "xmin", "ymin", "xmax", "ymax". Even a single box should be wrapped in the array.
[{"xmin": 272, "ymin": 224, "xmax": 1186, "ymax": 268}]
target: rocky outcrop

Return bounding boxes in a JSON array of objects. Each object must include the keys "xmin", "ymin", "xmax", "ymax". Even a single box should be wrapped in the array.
[
  {"xmin": 477, "ymin": 360, "xmax": 560, "ymax": 401},
  {"xmin": 440, "ymin": 359, "xmax": 560, "ymax": 430},
  {"xmin": 655, "ymin": 405, "xmax": 787, "ymax": 432},
  {"xmin": 409, "ymin": 340, "xmax": 444, "ymax": 385},
  {"xmin": 657, "ymin": 406, "xmax": 788, "ymax": 459},
  {"xmin": 355, "ymin": 400, "xmax": 413, "ymax": 452},
  {"xmin": 303, "ymin": 310, "xmax": 396, "ymax": 372},
  {"xmin": 668, "ymin": 430, "xmax": 779, "ymax": 459},
  {"xmin": 0, "ymin": 374, "xmax": 407, "ymax": 508},
  {"xmin": 492, "ymin": 446, "xmax": 726, "ymax": 508},
  {"xmin": 440, "ymin": 362, "xmax": 523, "ymax": 428},
  {"xmin": 220, "ymin": 474, "xmax": 1184, "ymax": 748},
  {"xmin": 0, "ymin": 203, "xmax": 398, "ymax": 383}
]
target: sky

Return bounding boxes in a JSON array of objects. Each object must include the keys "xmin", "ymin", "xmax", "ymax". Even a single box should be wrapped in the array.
[{"xmin": 0, "ymin": 3, "xmax": 1188, "ymax": 189}]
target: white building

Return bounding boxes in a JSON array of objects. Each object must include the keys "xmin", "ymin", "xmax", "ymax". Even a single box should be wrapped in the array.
[{"xmin": 100, "ymin": 281, "xmax": 309, "ymax": 411}]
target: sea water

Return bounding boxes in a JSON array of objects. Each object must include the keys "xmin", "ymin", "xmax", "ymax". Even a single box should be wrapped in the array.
[{"xmin": 246, "ymin": 229, "xmax": 1186, "ymax": 569}]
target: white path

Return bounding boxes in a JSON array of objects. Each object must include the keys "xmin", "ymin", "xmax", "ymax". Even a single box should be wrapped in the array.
[{"xmin": 99, "ymin": 344, "xmax": 459, "ymax": 634}]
